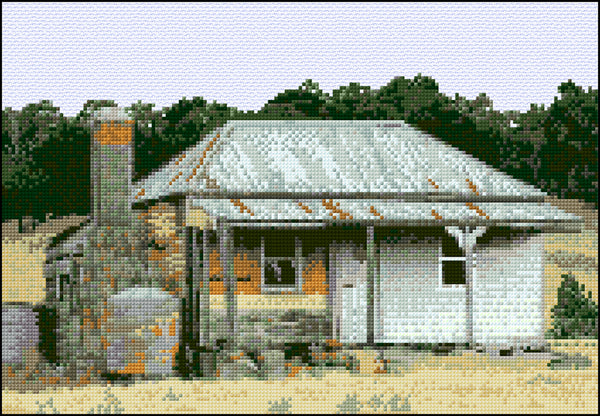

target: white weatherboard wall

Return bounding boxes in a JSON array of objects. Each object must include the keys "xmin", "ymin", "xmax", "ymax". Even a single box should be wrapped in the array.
[
  {"xmin": 377, "ymin": 238, "xmax": 467, "ymax": 343},
  {"xmin": 473, "ymin": 234, "xmax": 545, "ymax": 346}
]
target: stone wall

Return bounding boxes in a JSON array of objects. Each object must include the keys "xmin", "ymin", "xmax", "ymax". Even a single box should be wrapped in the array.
[
  {"xmin": 144, "ymin": 202, "xmax": 185, "ymax": 296},
  {"xmin": 106, "ymin": 288, "xmax": 180, "ymax": 377},
  {"xmin": 203, "ymin": 303, "xmax": 330, "ymax": 352}
]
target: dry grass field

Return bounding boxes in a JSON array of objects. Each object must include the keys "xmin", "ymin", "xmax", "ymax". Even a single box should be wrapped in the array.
[
  {"xmin": 2, "ymin": 207, "xmax": 598, "ymax": 414},
  {"xmin": 2, "ymin": 215, "xmax": 88, "ymax": 304},
  {"xmin": 2, "ymin": 341, "xmax": 597, "ymax": 414}
]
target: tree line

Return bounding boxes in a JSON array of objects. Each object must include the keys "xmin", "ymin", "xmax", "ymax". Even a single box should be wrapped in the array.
[{"xmin": 2, "ymin": 75, "xmax": 598, "ymax": 222}]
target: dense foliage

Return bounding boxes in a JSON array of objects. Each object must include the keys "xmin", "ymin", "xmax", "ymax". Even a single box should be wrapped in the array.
[
  {"xmin": 2, "ymin": 76, "xmax": 598, "ymax": 221},
  {"xmin": 548, "ymin": 273, "xmax": 598, "ymax": 339}
]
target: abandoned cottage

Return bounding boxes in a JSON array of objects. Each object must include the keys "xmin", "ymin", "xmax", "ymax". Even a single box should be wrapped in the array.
[{"xmin": 40, "ymin": 107, "xmax": 583, "ymax": 378}]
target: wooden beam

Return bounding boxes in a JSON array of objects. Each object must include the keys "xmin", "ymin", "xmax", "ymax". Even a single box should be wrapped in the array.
[
  {"xmin": 462, "ymin": 226, "xmax": 486, "ymax": 347},
  {"xmin": 182, "ymin": 225, "xmax": 193, "ymax": 373},
  {"xmin": 375, "ymin": 231, "xmax": 381, "ymax": 342},
  {"xmin": 68, "ymin": 255, "xmax": 77, "ymax": 314},
  {"xmin": 464, "ymin": 241, "xmax": 475, "ymax": 346},
  {"xmin": 219, "ymin": 223, "xmax": 236, "ymax": 347},
  {"xmin": 328, "ymin": 242, "xmax": 339, "ymax": 340},
  {"xmin": 175, "ymin": 199, "xmax": 190, "ymax": 375},
  {"xmin": 366, "ymin": 225, "xmax": 375, "ymax": 345},
  {"xmin": 201, "ymin": 229, "xmax": 210, "ymax": 347},
  {"xmin": 295, "ymin": 236, "xmax": 303, "ymax": 293},
  {"xmin": 180, "ymin": 191, "xmax": 547, "ymax": 203},
  {"xmin": 191, "ymin": 227, "xmax": 201, "ymax": 346}
]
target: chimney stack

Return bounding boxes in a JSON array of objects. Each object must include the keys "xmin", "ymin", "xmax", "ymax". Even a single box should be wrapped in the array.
[{"xmin": 91, "ymin": 107, "xmax": 134, "ymax": 226}]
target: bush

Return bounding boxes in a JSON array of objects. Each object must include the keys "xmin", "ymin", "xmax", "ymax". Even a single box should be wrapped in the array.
[{"xmin": 548, "ymin": 274, "xmax": 598, "ymax": 339}]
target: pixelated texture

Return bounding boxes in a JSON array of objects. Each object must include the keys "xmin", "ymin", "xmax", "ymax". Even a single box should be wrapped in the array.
[{"xmin": 2, "ymin": 4, "xmax": 598, "ymax": 414}]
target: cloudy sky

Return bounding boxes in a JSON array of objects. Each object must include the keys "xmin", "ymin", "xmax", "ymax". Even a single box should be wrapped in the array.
[{"xmin": 2, "ymin": 2, "xmax": 597, "ymax": 116}]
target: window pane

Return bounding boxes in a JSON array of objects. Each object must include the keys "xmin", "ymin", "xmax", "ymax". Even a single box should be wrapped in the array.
[
  {"xmin": 442, "ymin": 261, "xmax": 465, "ymax": 285},
  {"xmin": 264, "ymin": 260, "xmax": 296, "ymax": 286},
  {"xmin": 264, "ymin": 261, "xmax": 276, "ymax": 284}
]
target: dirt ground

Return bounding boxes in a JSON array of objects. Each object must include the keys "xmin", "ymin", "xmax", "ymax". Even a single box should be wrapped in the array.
[{"xmin": 1, "ymin": 341, "xmax": 597, "ymax": 414}]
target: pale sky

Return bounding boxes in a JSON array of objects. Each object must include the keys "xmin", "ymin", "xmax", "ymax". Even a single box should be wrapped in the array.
[{"xmin": 2, "ymin": 2, "xmax": 598, "ymax": 116}]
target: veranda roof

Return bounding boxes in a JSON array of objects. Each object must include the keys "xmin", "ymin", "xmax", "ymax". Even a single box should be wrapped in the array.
[{"xmin": 190, "ymin": 198, "xmax": 581, "ymax": 227}]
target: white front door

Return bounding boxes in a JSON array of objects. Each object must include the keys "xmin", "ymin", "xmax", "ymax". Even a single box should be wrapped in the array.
[{"xmin": 335, "ymin": 245, "xmax": 367, "ymax": 344}]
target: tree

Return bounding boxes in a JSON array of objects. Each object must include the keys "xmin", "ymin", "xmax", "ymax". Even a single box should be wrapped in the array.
[
  {"xmin": 125, "ymin": 101, "xmax": 167, "ymax": 181},
  {"xmin": 538, "ymin": 81, "xmax": 598, "ymax": 206},
  {"xmin": 258, "ymin": 79, "xmax": 327, "ymax": 119},
  {"xmin": 548, "ymin": 273, "xmax": 598, "ymax": 339},
  {"xmin": 2, "ymin": 101, "xmax": 65, "ymax": 221},
  {"xmin": 325, "ymin": 83, "xmax": 377, "ymax": 120},
  {"xmin": 126, "ymin": 98, "xmax": 239, "ymax": 181},
  {"xmin": 3, "ymin": 77, "xmax": 597, "ymax": 222},
  {"xmin": 75, "ymin": 99, "xmax": 119, "ymax": 121},
  {"xmin": 34, "ymin": 116, "xmax": 91, "ymax": 217},
  {"xmin": 375, "ymin": 75, "xmax": 413, "ymax": 119}
]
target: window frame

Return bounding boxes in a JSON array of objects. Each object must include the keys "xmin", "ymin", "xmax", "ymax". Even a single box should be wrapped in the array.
[
  {"xmin": 439, "ymin": 239, "xmax": 467, "ymax": 288},
  {"xmin": 261, "ymin": 235, "xmax": 303, "ymax": 293}
]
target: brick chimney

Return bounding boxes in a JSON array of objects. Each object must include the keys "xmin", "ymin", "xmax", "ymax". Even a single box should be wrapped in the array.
[{"xmin": 91, "ymin": 107, "xmax": 135, "ymax": 226}]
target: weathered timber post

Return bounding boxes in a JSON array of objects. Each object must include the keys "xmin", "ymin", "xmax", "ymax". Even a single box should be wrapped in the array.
[
  {"xmin": 176, "ymin": 198, "xmax": 190, "ymax": 375},
  {"xmin": 446, "ymin": 226, "xmax": 486, "ymax": 347},
  {"xmin": 464, "ymin": 232, "xmax": 475, "ymax": 347},
  {"xmin": 366, "ymin": 225, "xmax": 376, "ymax": 345},
  {"xmin": 219, "ymin": 223, "xmax": 236, "ymax": 348},
  {"xmin": 201, "ymin": 229, "xmax": 210, "ymax": 347}
]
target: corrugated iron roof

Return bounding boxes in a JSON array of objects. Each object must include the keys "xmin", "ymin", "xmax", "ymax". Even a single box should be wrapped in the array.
[
  {"xmin": 190, "ymin": 199, "xmax": 581, "ymax": 225},
  {"xmin": 132, "ymin": 120, "xmax": 547, "ymax": 202}
]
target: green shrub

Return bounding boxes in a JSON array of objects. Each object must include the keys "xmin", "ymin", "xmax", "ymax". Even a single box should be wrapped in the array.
[{"xmin": 547, "ymin": 274, "xmax": 598, "ymax": 339}]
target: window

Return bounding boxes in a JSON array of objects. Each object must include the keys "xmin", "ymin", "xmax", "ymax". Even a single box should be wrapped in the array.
[
  {"xmin": 234, "ymin": 229, "xmax": 261, "ymax": 283},
  {"xmin": 261, "ymin": 230, "xmax": 302, "ymax": 293},
  {"xmin": 264, "ymin": 259, "xmax": 296, "ymax": 286},
  {"xmin": 440, "ymin": 233, "xmax": 466, "ymax": 285},
  {"xmin": 441, "ymin": 260, "xmax": 466, "ymax": 285},
  {"xmin": 206, "ymin": 230, "xmax": 223, "ymax": 282}
]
